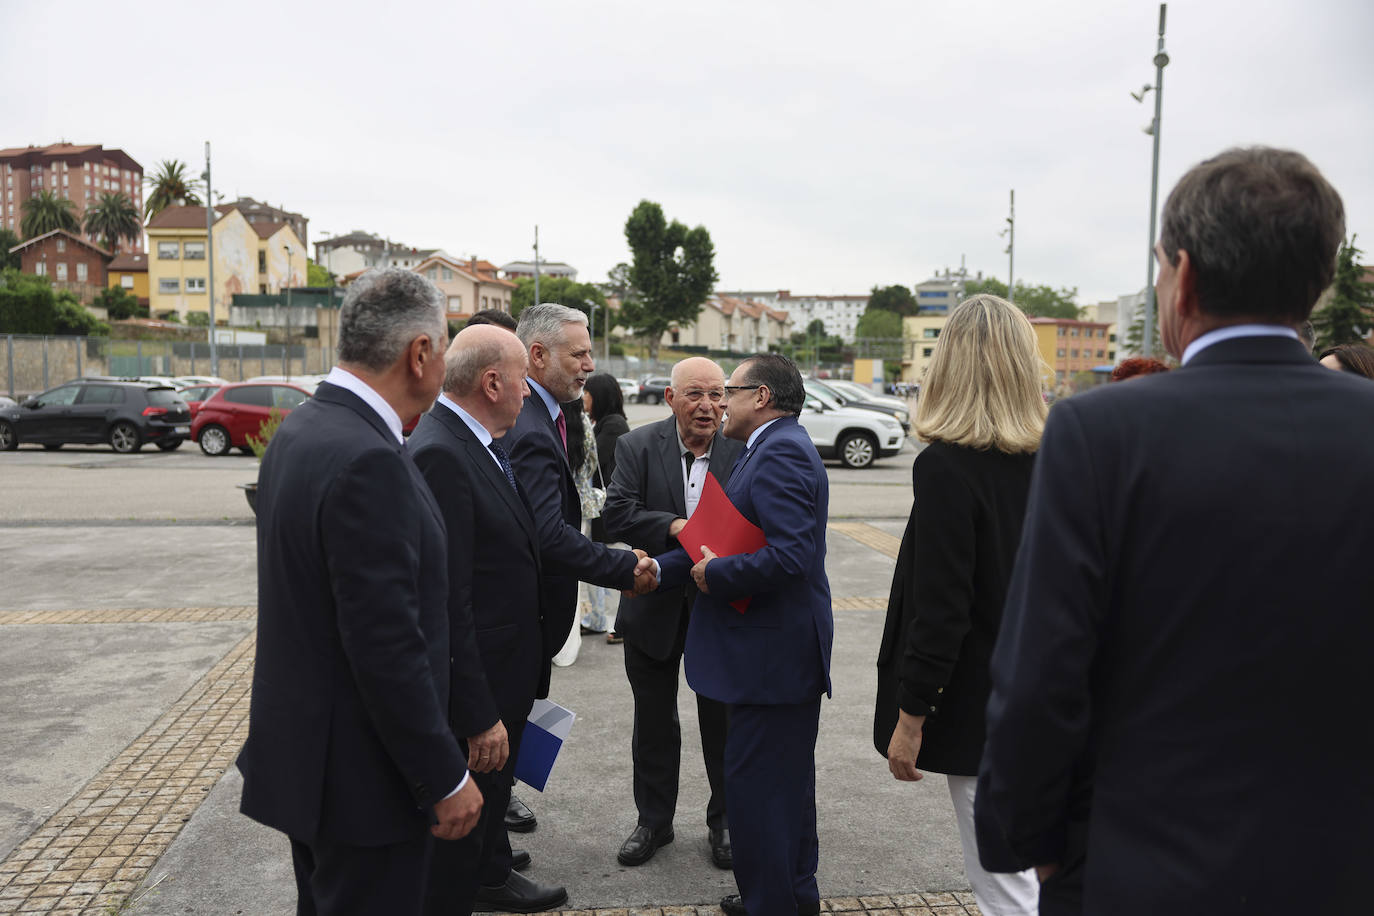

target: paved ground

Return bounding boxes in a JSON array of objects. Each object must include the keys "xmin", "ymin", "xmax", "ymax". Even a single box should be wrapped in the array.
[{"xmin": 0, "ymin": 404, "xmax": 979, "ymax": 916}]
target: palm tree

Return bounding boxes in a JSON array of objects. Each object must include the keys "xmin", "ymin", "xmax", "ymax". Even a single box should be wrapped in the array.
[
  {"xmin": 143, "ymin": 159, "xmax": 203, "ymax": 220},
  {"xmin": 20, "ymin": 190, "xmax": 79, "ymax": 239},
  {"xmin": 84, "ymin": 192, "xmax": 142, "ymax": 253}
]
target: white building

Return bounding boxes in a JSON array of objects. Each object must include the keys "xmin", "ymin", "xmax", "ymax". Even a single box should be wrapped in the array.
[
  {"xmin": 718, "ymin": 289, "xmax": 868, "ymax": 343},
  {"xmin": 500, "ymin": 260, "xmax": 577, "ymax": 281}
]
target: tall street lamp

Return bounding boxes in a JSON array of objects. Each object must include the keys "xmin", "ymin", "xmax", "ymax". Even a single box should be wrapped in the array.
[{"xmin": 1133, "ymin": 3, "xmax": 1169, "ymax": 356}]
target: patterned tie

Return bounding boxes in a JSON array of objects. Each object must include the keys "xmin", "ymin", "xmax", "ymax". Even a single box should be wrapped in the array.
[
  {"xmin": 487, "ymin": 441, "xmax": 519, "ymax": 493},
  {"xmin": 555, "ymin": 411, "xmax": 568, "ymax": 453}
]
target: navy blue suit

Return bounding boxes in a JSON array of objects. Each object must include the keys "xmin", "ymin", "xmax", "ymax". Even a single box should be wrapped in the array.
[
  {"xmin": 658, "ymin": 416, "xmax": 833, "ymax": 915},
  {"xmin": 238, "ymin": 381, "xmax": 467, "ymax": 914}
]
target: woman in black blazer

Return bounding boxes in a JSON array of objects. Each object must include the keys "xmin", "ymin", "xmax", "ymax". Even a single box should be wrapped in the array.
[
  {"xmin": 583, "ymin": 373, "xmax": 631, "ymax": 639},
  {"xmin": 875, "ymin": 294, "xmax": 1046, "ymax": 916}
]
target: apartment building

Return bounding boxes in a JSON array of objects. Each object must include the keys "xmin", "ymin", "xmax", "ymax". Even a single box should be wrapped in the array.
[
  {"xmin": 1030, "ymin": 317, "xmax": 1114, "ymax": 386},
  {"xmin": 0, "ymin": 143, "xmax": 144, "ymax": 251},
  {"xmin": 500, "ymin": 260, "xmax": 577, "ymax": 281},
  {"xmin": 413, "ymin": 255, "xmax": 516, "ymax": 318}
]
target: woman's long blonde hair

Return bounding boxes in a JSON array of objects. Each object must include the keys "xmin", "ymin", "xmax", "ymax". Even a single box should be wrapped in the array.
[{"xmin": 913, "ymin": 294, "xmax": 1047, "ymax": 454}]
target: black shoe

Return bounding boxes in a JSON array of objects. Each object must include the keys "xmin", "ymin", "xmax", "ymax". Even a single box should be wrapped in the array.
[
  {"xmin": 505, "ymin": 793, "xmax": 537, "ymax": 833},
  {"xmin": 709, "ymin": 827, "xmax": 733, "ymax": 869},
  {"xmin": 511, "ymin": 848, "xmax": 530, "ymax": 872},
  {"xmin": 616, "ymin": 824, "xmax": 675, "ymax": 866},
  {"xmin": 720, "ymin": 894, "xmax": 746, "ymax": 916},
  {"xmin": 472, "ymin": 870, "xmax": 567, "ymax": 913}
]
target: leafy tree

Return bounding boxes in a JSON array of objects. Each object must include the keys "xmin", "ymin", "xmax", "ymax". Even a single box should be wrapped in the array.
[
  {"xmin": 964, "ymin": 276, "xmax": 1082, "ymax": 319},
  {"xmin": 307, "ymin": 258, "xmax": 334, "ymax": 286},
  {"xmin": 186, "ymin": 311, "xmax": 210, "ymax": 327},
  {"xmin": 1311, "ymin": 236, "xmax": 1374, "ymax": 352},
  {"xmin": 855, "ymin": 308, "xmax": 903, "ymax": 339},
  {"xmin": 143, "ymin": 159, "xmax": 203, "ymax": 220},
  {"xmin": 92, "ymin": 285, "xmax": 146, "ymax": 320},
  {"xmin": 510, "ymin": 275, "xmax": 608, "ymax": 319},
  {"xmin": 0, "ymin": 270, "xmax": 107, "ymax": 335},
  {"xmin": 868, "ymin": 284, "xmax": 917, "ymax": 317},
  {"xmin": 0, "ymin": 228, "xmax": 20, "ymax": 270},
  {"xmin": 621, "ymin": 200, "xmax": 717, "ymax": 360},
  {"xmin": 52, "ymin": 290, "xmax": 108, "ymax": 336},
  {"xmin": 20, "ymin": 191, "xmax": 79, "ymax": 239},
  {"xmin": 83, "ymin": 192, "xmax": 142, "ymax": 253}
]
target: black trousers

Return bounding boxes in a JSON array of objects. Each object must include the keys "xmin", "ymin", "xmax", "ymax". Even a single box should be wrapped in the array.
[
  {"xmin": 291, "ymin": 831, "xmax": 432, "ymax": 916},
  {"xmin": 623, "ymin": 605, "xmax": 728, "ymax": 831}
]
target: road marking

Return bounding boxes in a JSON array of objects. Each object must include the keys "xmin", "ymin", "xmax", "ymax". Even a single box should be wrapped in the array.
[{"xmin": 829, "ymin": 522, "xmax": 901, "ymax": 559}]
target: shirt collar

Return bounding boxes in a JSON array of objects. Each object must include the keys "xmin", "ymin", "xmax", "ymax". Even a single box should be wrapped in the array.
[
  {"xmin": 325, "ymin": 366, "xmax": 404, "ymax": 444},
  {"xmin": 435, "ymin": 394, "xmax": 493, "ymax": 448},
  {"xmin": 675, "ymin": 426, "xmax": 713, "ymax": 461},
  {"xmin": 1181, "ymin": 324, "xmax": 1300, "ymax": 366},
  {"xmin": 526, "ymin": 377, "xmax": 561, "ymax": 421},
  {"xmin": 746, "ymin": 417, "xmax": 781, "ymax": 450}
]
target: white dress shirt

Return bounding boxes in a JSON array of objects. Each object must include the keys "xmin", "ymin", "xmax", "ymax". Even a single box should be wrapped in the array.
[
  {"xmin": 434, "ymin": 394, "xmax": 507, "ymax": 477},
  {"xmin": 322, "ymin": 366, "xmax": 404, "ymax": 444},
  {"xmin": 676, "ymin": 429, "xmax": 713, "ymax": 519}
]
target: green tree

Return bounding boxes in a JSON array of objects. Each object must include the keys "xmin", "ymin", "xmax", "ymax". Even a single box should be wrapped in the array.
[
  {"xmin": 143, "ymin": 159, "xmax": 202, "ymax": 220},
  {"xmin": 0, "ymin": 228, "xmax": 20, "ymax": 270},
  {"xmin": 621, "ymin": 200, "xmax": 717, "ymax": 360},
  {"xmin": 510, "ymin": 275, "xmax": 609, "ymax": 319},
  {"xmin": 20, "ymin": 191, "xmax": 79, "ymax": 239},
  {"xmin": 92, "ymin": 285, "xmax": 145, "ymax": 320},
  {"xmin": 83, "ymin": 192, "xmax": 142, "ymax": 253},
  {"xmin": 1311, "ymin": 236, "xmax": 1374, "ymax": 352},
  {"xmin": 0, "ymin": 270, "xmax": 106, "ymax": 335},
  {"xmin": 307, "ymin": 258, "xmax": 334, "ymax": 286},
  {"xmin": 868, "ymin": 284, "xmax": 917, "ymax": 317},
  {"xmin": 855, "ymin": 308, "xmax": 903, "ymax": 339},
  {"xmin": 963, "ymin": 276, "xmax": 1081, "ymax": 319}
]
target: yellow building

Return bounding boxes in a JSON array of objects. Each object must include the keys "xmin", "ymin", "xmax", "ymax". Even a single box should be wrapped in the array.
[
  {"xmin": 900, "ymin": 314, "xmax": 949, "ymax": 382},
  {"xmin": 106, "ymin": 252, "xmax": 149, "ymax": 305},
  {"xmin": 146, "ymin": 205, "xmax": 306, "ymax": 321},
  {"xmin": 1029, "ymin": 318, "xmax": 1112, "ymax": 390}
]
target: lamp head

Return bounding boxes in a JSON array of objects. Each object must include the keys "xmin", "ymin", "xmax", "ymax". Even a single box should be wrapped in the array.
[{"xmin": 1153, "ymin": 50, "xmax": 1170, "ymax": 68}]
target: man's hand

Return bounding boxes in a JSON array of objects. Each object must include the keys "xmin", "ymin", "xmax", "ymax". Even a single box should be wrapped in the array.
[
  {"xmin": 1035, "ymin": 863, "xmax": 1061, "ymax": 883},
  {"xmin": 887, "ymin": 710, "xmax": 925, "ymax": 782},
  {"xmin": 690, "ymin": 545, "xmax": 716, "ymax": 594},
  {"xmin": 466, "ymin": 720, "xmax": 509, "ymax": 774},
  {"xmin": 432, "ymin": 777, "xmax": 482, "ymax": 841},
  {"xmin": 627, "ymin": 548, "xmax": 658, "ymax": 597},
  {"xmin": 668, "ymin": 518, "xmax": 687, "ymax": 538}
]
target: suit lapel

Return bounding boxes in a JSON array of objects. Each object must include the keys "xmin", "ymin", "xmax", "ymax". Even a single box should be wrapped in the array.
[
  {"xmin": 433, "ymin": 406, "xmax": 540, "ymax": 546},
  {"xmin": 656, "ymin": 417, "xmax": 688, "ymax": 518}
]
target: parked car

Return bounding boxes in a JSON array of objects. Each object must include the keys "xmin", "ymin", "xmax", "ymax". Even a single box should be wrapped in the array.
[
  {"xmin": 173, "ymin": 375, "xmax": 227, "ymax": 388},
  {"xmin": 637, "ymin": 376, "xmax": 671, "ymax": 404},
  {"xmin": 805, "ymin": 379, "xmax": 910, "ymax": 432},
  {"xmin": 798, "ymin": 384, "xmax": 906, "ymax": 469},
  {"xmin": 618, "ymin": 378, "xmax": 639, "ymax": 401},
  {"xmin": 244, "ymin": 374, "xmax": 326, "ymax": 394},
  {"xmin": 0, "ymin": 380, "xmax": 192, "ymax": 453},
  {"xmin": 824, "ymin": 378, "xmax": 909, "ymax": 410},
  {"xmin": 0, "ymin": 395, "xmax": 16, "ymax": 409},
  {"xmin": 192, "ymin": 381, "xmax": 312, "ymax": 456},
  {"xmin": 177, "ymin": 384, "xmax": 223, "ymax": 420}
]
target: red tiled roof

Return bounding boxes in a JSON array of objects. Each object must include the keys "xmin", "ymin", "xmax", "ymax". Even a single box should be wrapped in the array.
[{"xmin": 7, "ymin": 228, "xmax": 111, "ymax": 259}]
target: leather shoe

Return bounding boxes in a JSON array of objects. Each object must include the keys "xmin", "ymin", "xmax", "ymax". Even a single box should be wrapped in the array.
[
  {"xmin": 505, "ymin": 792, "xmax": 537, "ymax": 833},
  {"xmin": 709, "ymin": 827, "xmax": 732, "ymax": 869},
  {"xmin": 617, "ymin": 824, "xmax": 674, "ymax": 866},
  {"xmin": 511, "ymin": 848, "xmax": 530, "ymax": 872},
  {"xmin": 720, "ymin": 894, "xmax": 817, "ymax": 916},
  {"xmin": 473, "ymin": 870, "xmax": 567, "ymax": 913}
]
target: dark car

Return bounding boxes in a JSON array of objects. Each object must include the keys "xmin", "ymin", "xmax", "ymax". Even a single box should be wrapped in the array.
[
  {"xmin": 0, "ymin": 380, "xmax": 192, "ymax": 453},
  {"xmin": 192, "ymin": 381, "xmax": 312, "ymax": 456},
  {"xmin": 637, "ymin": 376, "xmax": 671, "ymax": 405}
]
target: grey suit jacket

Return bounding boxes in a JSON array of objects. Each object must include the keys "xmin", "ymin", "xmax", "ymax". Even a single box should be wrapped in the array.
[{"xmin": 603, "ymin": 415, "xmax": 743, "ymax": 660}]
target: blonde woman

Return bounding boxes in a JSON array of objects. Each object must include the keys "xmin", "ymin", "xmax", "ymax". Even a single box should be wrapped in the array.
[{"xmin": 874, "ymin": 295, "xmax": 1046, "ymax": 916}]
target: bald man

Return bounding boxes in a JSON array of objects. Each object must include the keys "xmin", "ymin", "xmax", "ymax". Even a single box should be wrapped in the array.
[{"xmin": 603, "ymin": 357, "xmax": 744, "ymax": 869}]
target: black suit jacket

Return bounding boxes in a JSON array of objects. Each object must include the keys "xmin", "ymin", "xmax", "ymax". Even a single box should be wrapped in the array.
[
  {"xmin": 977, "ymin": 336, "xmax": 1374, "ymax": 912},
  {"xmin": 409, "ymin": 404, "xmax": 550, "ymax": 735},
  {"xmin": 874, "ymin": 441, "xmax": 1034, "ymax": 776},
  {"xmin": 238, "ymin": 381, "xmax": 466, "ymax": 846},
  {"xmin": 603, "ymin": 416, "xmax": 743, "ymax": 660},
  {"xmin": 503, "ymin": 391, "xmax": 637, "ymax": 653}
]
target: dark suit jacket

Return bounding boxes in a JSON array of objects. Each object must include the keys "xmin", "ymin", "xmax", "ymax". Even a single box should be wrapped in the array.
[
  {"xmin": 874, "ymin": 441, "xmax": 1034, "ymax": 776},
  {"xmin": 503, "ymin": 392, "xmax": 637, "ymax": 653},
  {"xmin": 408, "ymin": 404, "xmax": 549, "ymax": 735},
  {"xmin": 604, "ymin": 416, "xmax": 744, "ymax": 660},
  {"xmin": 591, "ymin": 412, "xmax": 631, "ymax": 544},
  {"xmin": 238, "ymin": 381, "xmax": 466, "ymax": 846},
  {"xmin": 977, "ymin": 336, "xmax": 1374, "ymax": 912},
  {"xmin": 658, "ymin": 416, "xmax": 833, "ymax": 705}
]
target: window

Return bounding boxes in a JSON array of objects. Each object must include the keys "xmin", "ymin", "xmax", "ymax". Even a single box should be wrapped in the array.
[
  {"xmin": 1056, "ymin": 348, "xmax": 1066, "ymax": 358},
  {"xmin": 35, "ymin": 385, "xmax": 81, "ymax": 407},
  {"xmin": 120, "ymin": 275, "xmax": 134, "ymax": 289},
  {"xmin": 482, "ymin": 296, "xmax": 488, "ymax": 308},
  {"xmin": 258, "ymin": 250, "xmax": 266, "ymax": 273},
  {"xmin": 78, "ymin": 386, "xmax": 124, "ymax": 406},
  {"xmin": 1070, "ymin": 349, "xmax": 1079, "ymax": 358},
  {"xmin": 922, "ymin": 328, "xmax": 940, "ymax": 339},
  {"xmin": 428, "ymin": 267, "xmax": 437, "ymax": 280},
  {"xmin": 1096, "ymin": 349, "xmax": 1105, "ymax": 358},
  {"xmin": 441, "ymin": 267, "xmax": 452, "ymax": 281},
  {"xmin": 159, "ymin": 278, "xmax": 179, "ymax": 294},
  {"xmin": 186, "ymin": 277, "xmax": 206, "ymax": 293},
  {"xmin": 56, "ymin": 238, "xmax": 66, "ymax": 252},
  {"xmin": 76, "ymin": 263, "xmax": 87, "ymax": 282},
  {"xmin": 158, "ymin": 241, "xmax": 179, "ymax": 260},
  {"xmin": 225, "ymin": 386, "xmax": 273, "ymax": 407},
  {"xmin": 1057, "ymin": 327, "xmax": 1065, "ymax": 336},
  {"xmin": 183, "ymin": 242, "xmax": 205, "ymax": 260},
  {"xmin": 56, "ymin": 263, "xmax": 68, "ymax": 281},
  {"xmin": 1069, "ymin": 328, "xmax": 1078, "ymax": 337},
  {"xmin": 922, "ymin": 347, "xmax": 934, "ymax": 358},
  {"xmin": 272, "ymin": 386, "xmax": 309, "ymax": 409},
  {"xmin": 35, "ymin": 261, "xmax": 46, "ymax": 276}
]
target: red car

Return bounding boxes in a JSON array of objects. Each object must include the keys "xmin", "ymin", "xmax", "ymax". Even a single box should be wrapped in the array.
[
  {"xmin": 192, "ymin": 382, "xmax": 312, "ymax": 456},
  {"xmin": 177, "ymin": 384, "xmax": 222, "ymax": 420}
]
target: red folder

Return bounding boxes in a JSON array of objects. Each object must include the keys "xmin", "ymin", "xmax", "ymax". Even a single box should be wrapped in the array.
[{"xmin": 678, "ymin": 473, "xmax": 767, "ymax": 613}]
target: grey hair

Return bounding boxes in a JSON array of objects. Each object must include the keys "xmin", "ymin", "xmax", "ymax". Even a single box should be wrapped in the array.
[
  {"xmin": 337, "ymin": 268, "xmax": 447, "ymax": 371},
  {"xmin": 516, "ymin": 303, "xmax": 588, "ymax": 352},
  {"xmin": 444, "ymin": 335, "xmax": 512, "ymax": 397}
]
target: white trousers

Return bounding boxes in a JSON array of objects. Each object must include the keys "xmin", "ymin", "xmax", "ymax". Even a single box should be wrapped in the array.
[{"xmin": 946, "ymin": 774, "xmax": 1040, "ymax": 916}]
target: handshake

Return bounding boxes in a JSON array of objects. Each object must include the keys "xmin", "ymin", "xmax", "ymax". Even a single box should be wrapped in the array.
[{"xmin": 624, "ymin": 549, "xmax": 659, "ymax": 597}]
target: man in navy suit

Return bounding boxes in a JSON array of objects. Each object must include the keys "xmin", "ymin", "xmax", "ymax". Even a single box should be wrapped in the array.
[
  {"xmin": 238, "ymin": 268, "xmax": 483, "ymax": 915},
  {"xmin": 977, "ymin": 147, "xmax": 1374, "ymax": 914},
  {"xmin": 655, "ymin": 353, "xmax": 833, "ymax": 916}
]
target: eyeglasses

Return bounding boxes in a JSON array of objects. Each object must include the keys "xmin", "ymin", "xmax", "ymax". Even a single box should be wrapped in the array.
[
  {"xmin": 723, "ymin": 385, "xmax": 762, "ymax": 395},
  {"xmin": 680, "ymin": 388, "xmax": 727, "ymax": 403}
]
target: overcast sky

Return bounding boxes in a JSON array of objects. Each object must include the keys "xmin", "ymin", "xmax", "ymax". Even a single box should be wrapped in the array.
[{"xmin": 4, "ymin": 0, "xmax": 1370, "ymax": 304}]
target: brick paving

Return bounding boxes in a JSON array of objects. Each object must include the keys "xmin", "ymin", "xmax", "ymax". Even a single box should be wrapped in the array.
[
  {"xmin": 483, "ymin": 894, "xmax": 984, "ymax": 915},
  {"xmin": 0, "ymin": 607, "xmax": 255, "ymax": 625},
  {"xmin": 828, "ymin": 523, "xmax": 901, "ymax": 559}
]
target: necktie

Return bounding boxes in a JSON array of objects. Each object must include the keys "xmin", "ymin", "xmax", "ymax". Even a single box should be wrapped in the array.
[
  {"xmin": 487, "ymin": 441, "xmax": 519, "ymax": 493},
  {"xmin": 555, "ymin": 411, "xmax": 568, "ymax": 453},
  {"xmin": 683, "ymin": 451, "xmax": 696, "ymax": 475}
]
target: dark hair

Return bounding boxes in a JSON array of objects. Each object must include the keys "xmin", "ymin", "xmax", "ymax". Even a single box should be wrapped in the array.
[
  {"xmin": 466, "ymin": 308, "xmax": 517, "ymax": 331},
  {"xmin": 562, "ymin": 397, "xmax": 588, "ymax": 471},
  {"xmin": 1319, "ymin": 343, "xmax": 1374, "ymax": 380},
  {"xmin": 583, "ymin": 373, "xmax": 624, "ymax": 423},
  {"xmin": 1110, "ymin": 357, "xmax": 1171, "ymax": 382},
  {"xmin": 740, "ymin": 353, "xmax": 805, "ymax": 415},
  {"xmin": 1159, "ymin": 146, "xmax": 1345, "ymax": 324}
]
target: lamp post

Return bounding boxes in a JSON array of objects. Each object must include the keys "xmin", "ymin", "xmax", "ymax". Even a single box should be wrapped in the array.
[
  {"xmin": 201, "ymin": 142, "xmax": 218, "ymax": 376},
  {"xmin": 282, "ymin": 244, "xmax": 292, "ymax": 378},
  {"xmin": 1133, "ymin": 3, "xmax": 1169, "ymax": 356}
]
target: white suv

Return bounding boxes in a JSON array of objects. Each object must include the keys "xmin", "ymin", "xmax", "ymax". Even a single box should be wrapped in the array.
[{"xmin": 799, "ymin": 383, "xmax": 907, "ymax": 469}]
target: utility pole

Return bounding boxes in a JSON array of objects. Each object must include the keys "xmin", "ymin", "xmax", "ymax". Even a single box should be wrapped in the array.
[
  {"xmin": 282, "ymin": 245, "xmax": 291, "ymax": 378},
  {"xmin": 1002, "ymin": 190, "xmax": 1015, "ymax": 303},
  {"xmin": 1139, "ymin": 3, "xmax": 1170, "ymax": 357},
  {"xmin": 202, "ymin": 142, "xmax": 218, "ymax": 376},
  {"xmin": 533, "ymin": 225, "xmax": 541, "ymax": 306}
]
